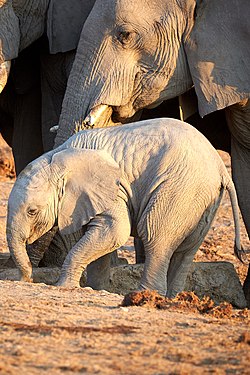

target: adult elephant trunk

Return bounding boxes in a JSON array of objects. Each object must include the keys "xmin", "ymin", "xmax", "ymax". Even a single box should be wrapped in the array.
[
  {"xmin": 6, "ymin": 223, "xmax": 32, "ymax": 282},
  {"xmin": 55, "ymin": 14, "xmax": 139, "ymax": 147}
]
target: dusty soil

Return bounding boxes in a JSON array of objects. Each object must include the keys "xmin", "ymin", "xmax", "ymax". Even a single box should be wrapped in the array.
[{"xmin": 0, "ymin": 151, "xmax": 249, "ymax": 374}]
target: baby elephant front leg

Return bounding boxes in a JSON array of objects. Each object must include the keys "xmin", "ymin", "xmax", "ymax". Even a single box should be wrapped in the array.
[{"xmin": 57, "ymin": 207, "xmax": 131, "ymax": 288}]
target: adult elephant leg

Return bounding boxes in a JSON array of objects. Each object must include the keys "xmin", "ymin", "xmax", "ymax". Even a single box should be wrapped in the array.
[
  {"xmin": 40, "ymin": 46, "xmax": 75, "ymax": 151},
  {"xmin": 134, "ymin": 238, "xmax": 145, "ymax": 263},
  {"xmin": 0, "ymin": 82, "xmax": 15, "ymax": 178},
  {"xmin": 225, "ymin": 99, "xmax": 250, "ymax": 306},
  {"xmin": 12, "ymin": 86, "xmax": 43, "ymax": 174},
  {"xmin": 0, "ymin": 81, "xmax": 15, "ymax": 147},
  {"xmin": 0, "ymin": 111, "xmax": 13, "ymax": 148},
  {"xmin": 11, "ymin": 41, "xmax": 44, "ymax": 174}
]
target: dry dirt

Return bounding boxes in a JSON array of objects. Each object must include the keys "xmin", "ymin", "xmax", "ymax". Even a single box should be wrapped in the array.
[{"xmin": 0, "ymin": 150, "xmax": 249, "ymax": 374}]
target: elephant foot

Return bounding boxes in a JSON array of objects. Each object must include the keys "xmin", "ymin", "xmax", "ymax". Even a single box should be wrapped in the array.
[
  {"xmin": 20, "ymin": 275, "xmax": 33, "ymax": 283},
  {"xmin": 55, "ymin": 277, "xmax": 80, "ymax": 288}
]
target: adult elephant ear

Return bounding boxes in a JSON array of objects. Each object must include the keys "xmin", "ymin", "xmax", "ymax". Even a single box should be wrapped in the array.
[
  {"xmin": 47, "ymin": 0, "xmax": 95, "ymax": 53},
  {"xmin": 185, "ymin": 0, "xmax": 250, "ymax": 118},
  {"xmin": 50, "ymin": 148, "xmax": 121, "ymax": 236}
]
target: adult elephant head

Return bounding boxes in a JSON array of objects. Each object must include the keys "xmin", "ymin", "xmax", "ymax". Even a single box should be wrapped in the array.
[
  {"xmin": 55, "ymin": 0, "xmax": 250, "ymax": 305},
  {"xmin": 55, "ymin": 0, "xmax": 249, "ymax": 141}
]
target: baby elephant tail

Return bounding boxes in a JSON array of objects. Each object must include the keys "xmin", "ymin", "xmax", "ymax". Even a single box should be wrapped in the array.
[{"xmin": 226, "ymin": 179, "xmax": 248, "ymax": 264}]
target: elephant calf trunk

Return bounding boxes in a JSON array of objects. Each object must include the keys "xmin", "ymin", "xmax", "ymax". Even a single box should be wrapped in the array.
[{"xmin": 7, "ymin": 231, "xmax": 33, "ymax": 282}]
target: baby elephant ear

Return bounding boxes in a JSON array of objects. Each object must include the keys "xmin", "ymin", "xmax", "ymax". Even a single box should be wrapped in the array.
[{"xmin": 50, "ymin": 148, "xmax": 121, "ymax": 236}]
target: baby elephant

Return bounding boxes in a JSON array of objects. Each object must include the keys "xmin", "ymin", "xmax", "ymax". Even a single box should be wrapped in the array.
[{"xmin": 7, "ymin": 118, "xmax": 245, "ymax": 296}]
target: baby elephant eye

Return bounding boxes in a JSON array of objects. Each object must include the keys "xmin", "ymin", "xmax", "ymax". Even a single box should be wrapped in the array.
[{"xmin": 27, "ymin": 208, "xmax": 38, "ymax": 216}]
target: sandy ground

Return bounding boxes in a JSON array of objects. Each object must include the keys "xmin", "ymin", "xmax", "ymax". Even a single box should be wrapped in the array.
[{"xmin": 0, "ymin": 151, "xmax": 249, "ymax": 374}]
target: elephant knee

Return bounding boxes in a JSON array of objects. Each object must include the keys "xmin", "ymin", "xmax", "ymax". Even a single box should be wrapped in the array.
[{"xmin": 112, "ymin": 220, "xmax": 130, "ymax": 249}]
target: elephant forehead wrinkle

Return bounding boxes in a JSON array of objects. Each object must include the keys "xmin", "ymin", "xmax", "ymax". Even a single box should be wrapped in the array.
[{"xmin": 115, "ymin": 0, "xmax": 162, "ymax": 24}]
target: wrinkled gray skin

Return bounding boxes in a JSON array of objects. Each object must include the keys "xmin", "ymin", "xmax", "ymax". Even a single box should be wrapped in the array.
[
  {"xmin": 0, "ymin": 0, "xmax": 95, "ymax": 172},
  {"xmin": 7, "ymin": 119, "xmax": 245, "ymax": 296},
  {"xmin": 54, "ymin": 0, "xmax": 250, "ymax": 304}
]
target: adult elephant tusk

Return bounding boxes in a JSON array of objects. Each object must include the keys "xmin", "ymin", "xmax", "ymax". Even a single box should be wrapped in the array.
[
  {"xmin": 83, "ymin": 104, "xmax": 112, "ymax": 129},
  {"xmin": 50, "ymin": 125, "xmax": 59, "ymax": 133},
  {"xmin": 0, "ymin": 61, "xmax": 11, "ymax": 93}
]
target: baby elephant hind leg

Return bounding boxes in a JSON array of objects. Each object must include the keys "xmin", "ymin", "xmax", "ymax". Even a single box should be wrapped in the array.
[
  {"xmin": 166, "ymin": 192, "xmax": 223, "ymax": 298},
  {"xmin": 139, "ymin": 187, "xmax": 223, "ymax": 297},
  {"xmin": 140, "ymin": 241, "xmax": 173, "ymax": 295}
]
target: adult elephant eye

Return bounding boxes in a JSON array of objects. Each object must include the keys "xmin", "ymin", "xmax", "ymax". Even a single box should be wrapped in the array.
[
  {"xmin": 118, "ymin": 31, "xmax": 132, "ymax": 45},
  {"xmin": 27, "ymin": 208, "xmax": 37, "ymax": 216}
]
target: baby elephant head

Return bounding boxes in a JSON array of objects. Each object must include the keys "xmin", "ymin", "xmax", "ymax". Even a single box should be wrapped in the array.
[{"xmin": 6, "ymin": 148, "xmax": 121, "ymax": 282}]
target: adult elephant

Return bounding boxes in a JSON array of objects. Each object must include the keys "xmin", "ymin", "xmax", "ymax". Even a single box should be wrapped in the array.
[
  {"xmin": 0, "ymin": 0, "xmax": 95, "ymax": 173},
  {"xmin": 54, "ymin": 0, "xmax": 250, "ymax": 304}
]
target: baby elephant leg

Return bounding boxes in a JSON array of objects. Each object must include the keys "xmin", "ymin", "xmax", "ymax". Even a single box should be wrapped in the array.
[
  {"xmin": 57, "ymin": 202, "xmax": 131, "ymax": 288},
  {"xmin": 138, "ymin": 185, "xmax": 223, "ymax": 296},
  {"xmin": 140, "ymin": 243, "xmax": 173, "ymax": 295},
  {"xmin": 138, "ymin": 191, "xmax": 192, "ymax": 295},
  {"xmin": 167, "ymin": 192, "xmax": 223, "ymax": 298}
]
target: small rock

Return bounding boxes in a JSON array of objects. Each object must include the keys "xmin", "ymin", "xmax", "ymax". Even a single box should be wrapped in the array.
[{"xmin": 185, "ymin": 262, "xmax": 247, "ymax": 308}]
